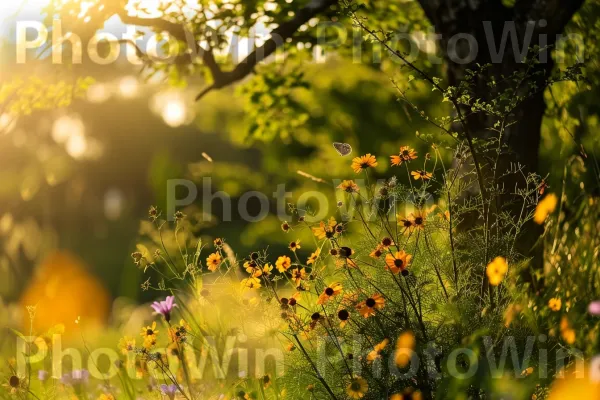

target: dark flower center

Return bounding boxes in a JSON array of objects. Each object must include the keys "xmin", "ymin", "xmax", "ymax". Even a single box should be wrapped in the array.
[
  {"xmin": 361, "ymin": 162, "xmax": 369, "ymax": 169},
  {"xmin": 403, "ymin": 220, "xmax": 413, "ymax": 227},
  {"xmin": 351, "ymin": 381, "xmax": 361, "ymax": 391},
  {"xmin": 325, "ymin": 230, "xmax": 335, "ymax": 238},
  {"xmin": 340, "ymin": 247, "xmax": 352, "ymax": 258},
  {"xmin": 9, "ymin": 376, "xmax": 19, "ymax": 388},
  {"xmin": 338, "ymin": 309, "xmax": 349, "ymax": 320},
  {"xmin": 415, "ymin": 217, "xmax": 424, "ymax": 225},
  {"xmin": 330, "ymin": 249, "xmax": 338, "ymax": 256},
  {"xmin": 290, "ymin": 242, "xmax": 297, "ymax": 248},
  {"xmin": 147, "ymin": 329, "xmax": 154, "ymax": 335},
  {"xmin": 289, "ymin": 298, "xmax": 297, "ymax": 306},
  {"xmin": 394, "ymin": 259, "xmax": 404, "ymax": 268},
  {"xmin": 366, "ymin": 298, "xmax": 376, "ymax": 307},
  {"xmin": 382, "ymin": 237, "xmax": 392, "ymax": 246},
  {"xmin": 311, "ymin": 312, "xmax": 321, "ymax": 321},
  {"xmin": 325, "ymin": 287, "xmax": 335, "ymax": 296},
  {"xmin": 280, "ymin": 298, "xmax": 289, "ymax": 305},
  {"xmin": 374, "ymin": 250, "xmax": 382, "ymax": 257}
]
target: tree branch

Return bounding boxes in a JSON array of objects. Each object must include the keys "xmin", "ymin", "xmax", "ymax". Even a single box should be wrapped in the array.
[{"xmin": 196, "ymin": 0, "xmax": 338, "ymax": 100}]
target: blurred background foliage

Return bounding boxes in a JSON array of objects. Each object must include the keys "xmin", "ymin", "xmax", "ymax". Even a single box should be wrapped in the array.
[{"xmin": 0, "ymin": 0, "xmax": 598, "ymax": 335}]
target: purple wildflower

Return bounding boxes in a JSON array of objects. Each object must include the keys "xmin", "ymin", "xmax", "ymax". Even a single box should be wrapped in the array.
[
  {"xmin": 38, "ymin": 370, "xmax": 49, "ymax": 382},
  {"xmin": 61, "ymin": 369, "xmax": 89, "ymax": 386},
  {"xmin": 160, "ymin": 384, "xmax": 178, "ymax": 399},
  {"xmin": 151, "ymin": 296, "xmax": 177, "ymax": 322},
  {"xmin": 589, "ymin": 300, "xmax": 600, "ymax": 315}
]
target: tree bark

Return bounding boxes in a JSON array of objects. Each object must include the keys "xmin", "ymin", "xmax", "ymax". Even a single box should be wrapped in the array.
[{"xmin": 416, "ymin": 0, "xmax": 584, "ymax": 260}]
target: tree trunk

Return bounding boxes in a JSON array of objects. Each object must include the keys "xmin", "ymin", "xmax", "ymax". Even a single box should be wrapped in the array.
[{"xmin": 416, "ymin": 0, "xmax": 585, "ymax": 260}]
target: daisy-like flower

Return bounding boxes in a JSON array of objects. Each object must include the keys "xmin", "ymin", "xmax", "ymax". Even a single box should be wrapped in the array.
[
  {"xmin": 307, "ymin": 249, "xmax": 320, "ymax": 265},
  {"xmin": 281, "ymin": 221, "xmax": 291, "ymax": 232},
  {"xmin": 262, "ymin": 374, "xmax": 272, "ymax": 389},
  {"xmin": 206, "ymin": 252, "xmax": 222, "ymax": 272},
  {"xmin": 357, "ymin": 294, "xmax": 386, "ymax": 318},
  {"xmin": 140, "ymin": 321, "xmax": 159, "ymax": 339},
  {"xmin": 390, "ymin": 146, "xmax": 418, "ymax": 166},
  {"xmin": 390, "ymin": 389, "xmax": 423, "ymax": 400},
  {"xmin": 486, "ymin": 256, "xmax": 508, "ymax": 286},
  {"xmin": 241, "ymin": 277, "xmax": 262, "ymax": 289},
  {"xmin": 397, "ymin": 214, "xmax": 415, "ymax": 233},
  {"xmin": 262, "ymin": 263, "xmax": 274, "ymax": 276},
  {"xmin": 118, "ymin": 336, "xmax": 136, "ymax": 355},
  {"xmin": 290, "ymin": 267, "xmax": 308, "ymax": 287},
  {"xmin": 548, "ymin": 298, "xmax": 562, "ymax": 311},
  {"xmin": 213, "ymin": 237, "xmax": 224, "ymax": 247},
  {"xmin": 351, "ymin": 154, "xmax": 378, "ymax": 173},
  {"xmin": 410, "ymin": 209, "xmax": 429, "ymax": 231},
  {"xmin": 367, "ymin": 338, "xmax": 389, "ymax": 363},
  {"xmin": 168, "ymin": 319, "xmax": 191, "ymax": 343},
  {"xmin": 346, "ymin": 376, "xmax": 368, "ymax": 399},
  {"xmin": 276, "ymin": 255, "xmax": 292, "ymax": 273},
  {"xmin": 160, "ymin": 384, "xmax": 179, "ymax": 400},
  {"xmin": 317, "ymin": 282, "xmax": 343, "ymax": 304},
  {"xmin": 289, "ymin": 240, "xmax": 301, "ymax": 252},
  {"xmin": 534, "ymin": 193, "xmax": 558, "ymax": 224},
  {"xmin": 411, "ymin": 170, "xmax": 433, "ymax": 180},
  {"xmin": 312, "ymin": 217, "xmax": 337, "ymax": 240},
  {"xmin": 150, "ymin": 295, "xmax": 177, "ymax": 322},
  {"xmin": 338, "ymin": 180, "xmax": 360, "ymax": 193},
  {"xmin": 369, "ymin": 244, "xmax": 384, "ymax": 259},
  {"xmin": 380, "ymin": 237, "xmax": 394, "ymax": 248},
  {"xmin": 385, "ymin": 250, "xmax": 412, "ymax": 274},
  {"xmin": 337, "ymin": 309, "xmax": 350, "ymax": 328},
  {"xmin": 3, "ymin": 375, "xmax": 26, "ymax": 395}
]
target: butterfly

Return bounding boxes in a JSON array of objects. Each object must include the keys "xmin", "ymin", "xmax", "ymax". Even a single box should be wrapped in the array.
[{"xmin": 333, "ymin": 142, "xmax": 352, "ymax": 156}]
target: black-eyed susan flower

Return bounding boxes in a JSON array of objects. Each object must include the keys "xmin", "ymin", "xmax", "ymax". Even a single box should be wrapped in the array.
[
  {"xmin": 118, "ymin": 336, "xmax": 136, "ymax": 355},
  {"xmin": 381, "ymin": 237, "xmax": 394, "ymax": 248},
  {"xmin": 317, "ymin": 282, "xmax": 343, "ymax": 304},
  {"xmin": 213, "ymin": 237, "xmax": 223, "ymax": 247},
  {"xmin": 281, "ymin": 221, "xmax": 291, "ymax": 232},
  {"xmin": 351, "ymin": 154, "xmax": 378, "ymax": 174},
  {"xmin": 241, "ymin": 277, "xmax": 262, "ymax": 289},
  {"xmin": 534, "ymin": 193, "xmax": 558, "ymax": 224},
  {"xmin": 261, "ymin": 374, "xmax": 272, "ymax": 389},
  {"xmin": 290, "ymin": 267, "xmax": 307, "ymax": 287},
  {"xmin": 168, "ymin": 319, "xmax": 190, "ymax": 343},
  {"xmin": 206, "ymin": 252, "xmax": 222, "ymax": 272},
  {"xmin": 3, "ymin": 375, "xmax": 26, "ymax": 395},
  {"xmin": 289, "ymin": 240, "xmax": 301, "ymax": 252},
  {"xmin": 385, "ymin": 251, "xmax": 412, "ymax": 274},
  {"xmin": 397, "ymin": 214, "xmax": 415, "ymax": 233},
  {"xmin": 140, "ymin": 321, "xmax": 159, "ymax": 339},
  {"xmin": 357, "ymin": 294, "xmax": 385, "ymax": 318},
  {"xmin": 338, "ymin": 180, "xmax": 360, "ymax": 193},
  {"xmin": 346, "ymin": 376, "xmax": 368, "ymax": 399},
  {"xmin": 486, "ymin": 256, "xmax": 508, "ymax": 286},
  {"xmin": 410, "ymin": 170, "xmax": 433, "ymax": 180},
  {"xmin": 369, "ymin": 244, "xmax": 384, "ymax": 259},
  {"xmin": 276, "ymin": 255, "xmax": 292, "ymax": 273},
  {"xmin": 312, "ymin": 217, "xmax": 337, "ymax": 240},
  {"xmin": 307, "ymin": 249, "xmax": 320, "ymax": 265},
  {"xmin": 337, "ymin": 309, "xmax": 350, "ymax": 327},
  {"xmin": 390, "ymin": 146, "xmax": 418, "ymax": 166},
  {"xmin": 549, "ymin": 298, "xmax": 562, "ymax": 311},
  {"xmin": 262, "ymin": 263, "xmax": 273, "ymax": 276},
  {"xmin": 367, "ymin": 338, "xmax": 389, "ymax": 363}
]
